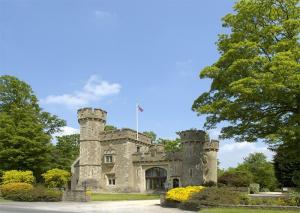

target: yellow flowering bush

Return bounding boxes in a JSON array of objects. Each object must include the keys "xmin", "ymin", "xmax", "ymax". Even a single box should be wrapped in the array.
[{"xmin": 166, "ymin": 186, "xmax": 205, "ymax": 202}]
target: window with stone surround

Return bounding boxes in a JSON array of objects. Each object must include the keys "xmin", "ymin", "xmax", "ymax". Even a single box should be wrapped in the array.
[
  {"xmin": 104, "ymin": 155, "xmax": 113, "ymax": 163},
  {"xmin": 107, "ymin": 174, "xmax": 116, "ymax": 186}
]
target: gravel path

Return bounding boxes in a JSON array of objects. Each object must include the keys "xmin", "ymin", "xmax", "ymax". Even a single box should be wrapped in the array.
[{"xmin": 0, "ymin": 200, "xmax": 192, "ymax": 213}]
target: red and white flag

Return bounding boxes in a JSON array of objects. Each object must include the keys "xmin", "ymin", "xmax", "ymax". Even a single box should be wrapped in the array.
[
  {"xmin": 136, "ymin": 104, "xmax": 144, "ymax": 140},
  {"xmin": 137, "ymin": 105, "xmax": 144, "ymax": 112}
]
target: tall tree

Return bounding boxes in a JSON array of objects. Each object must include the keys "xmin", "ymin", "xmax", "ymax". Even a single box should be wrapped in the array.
[
  {"xmin": 52, "ymin": 134, "xmax": 80, "ymax": 171},
  {"xmin": 192, "ymin": 0, "xmax": 300, "ymax": 154},
  {"xmin": 0, "ymin": 75, "xmax": 65, "ymax": 178},
  {"xmin": 238, "ymin": 153, "xmax": 278, "ymax": 190},
  {"xmin": 273, "ymin": 143, "xmax": 300, "ymax": 187}
]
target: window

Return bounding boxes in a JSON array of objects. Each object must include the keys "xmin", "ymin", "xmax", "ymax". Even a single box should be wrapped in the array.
[
  {"xmin": 105, "ymin": 155, "xmax": 113, "ymax": 163},
  {"xmin": 189, "ymin": 168, "xmax": 193, "ymax": 177},
  {"xmin": 137, "ymin": 146, "xmax": 141, "ymax": 152},
  {"xmin": 107, "ymin": 174, "xmax": 116, "ymax": 186},
  {"xmin": 108, "ymin": 178, "xmax": 115, "ymax": 185}
]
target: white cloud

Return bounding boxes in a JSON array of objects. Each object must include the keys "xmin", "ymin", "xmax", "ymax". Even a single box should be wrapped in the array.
[
  {"xmin": 42, "ymin": 75, "xmax": 121, "ymax": 108},
  {"xmin": 54, "ymin": 126, "xmax": 80, "ymax": 137},
  {"xmin": 94, "ymin": 10, "xmax": 117, "ymax": 20},
  {"xmin": 51, "ymin": 126, "xmax": 80, "ymax": 144},
  {"xmin": 219, "ymin": 141, "xmax": 274, "ymax": 169}
]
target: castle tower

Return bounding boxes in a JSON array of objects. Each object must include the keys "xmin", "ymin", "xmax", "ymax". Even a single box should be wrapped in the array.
[
  {"xmin": 77, "ymin": 108, "xmax": 107, "ymax": 189},
  {"xmin": 179, "ymin": 130, "xmax": 219, "ymax": 186},
  {"xmin": 203, "ymin": 139, "xmax": 219, "ymax": 183}
]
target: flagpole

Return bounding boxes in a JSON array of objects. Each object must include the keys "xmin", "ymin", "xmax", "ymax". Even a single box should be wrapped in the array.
[{"xmin": 136, "ymin": 103, "xmax": 139, "ymax": 140}]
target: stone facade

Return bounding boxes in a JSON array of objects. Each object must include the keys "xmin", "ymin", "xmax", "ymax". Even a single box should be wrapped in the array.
[{"xmin": 71, "ymin": 107, "xmax": 219, "ymax": 193}]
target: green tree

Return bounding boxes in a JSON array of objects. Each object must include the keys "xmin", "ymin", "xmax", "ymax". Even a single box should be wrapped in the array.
[
  {"xmin": 0, "ymin": 75, "xmax": 65, "ymax": 178},
  {"xmin": 104, "ymin": 125, "xmax": 117, "ymax": 131},
  {"xmin": 192, "ymin": 0, "xmax": 300, "ymax": 154},
  {"xmin": 142, "ymin": 131, "xmax": 157, "ymax": 142},
  {"xmin": 157, "ymin": 138, "xmax": 182, "ymax": 153},
  {"xmin": 237, "ymin": 153, "xmax": 278, "ymax": 190},
  {"xmin": 52, "ymin": 134, "xmax": 80, "ymax": 171},
  {"xmin": 274, "ymin": 143, "xmax": 300, "ymax": 187}
]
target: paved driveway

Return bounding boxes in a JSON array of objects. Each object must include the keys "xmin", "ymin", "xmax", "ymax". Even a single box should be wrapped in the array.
[{"xmin": 0, "ymin": 200, "xmax": 193, "ymax": 213}]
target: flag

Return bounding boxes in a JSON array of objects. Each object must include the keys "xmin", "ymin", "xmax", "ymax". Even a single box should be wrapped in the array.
[{"xmin": 137, "ymin": 105, "xmax": 144, "ymax": 112}]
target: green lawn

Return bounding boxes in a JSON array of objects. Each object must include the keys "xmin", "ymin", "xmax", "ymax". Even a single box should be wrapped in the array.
[
  {"xmin": 199, "ymin": 208, "xmax": 299, "ymax": 213},
  {"xmin": 91, "ymin": 193, "xmax": 160, "ymax": 201}
]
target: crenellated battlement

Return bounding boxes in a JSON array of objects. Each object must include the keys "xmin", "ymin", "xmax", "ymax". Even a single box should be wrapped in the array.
[
  {"xmin": 178, "ymin": 129, "xmax": 207, "ymax": 143},
  {"xmin": 77, "ymin": 107, "xmax": 107, "ymax": 123},
  {"xmin": 98, "ymin": 128, "xmax": 152, "ymax": 145},
  {"xmin": 203, "ymin": 140, "xmax": 219, "ymax": 151}
]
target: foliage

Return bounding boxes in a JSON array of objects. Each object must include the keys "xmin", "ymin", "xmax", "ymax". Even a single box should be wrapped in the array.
[
  {"xmin": 0, "ymin": 183, "xmax": 33, "ymax": 199},
  {"xmin": 249, "ymin": 183, "xmax": 260, "ymax": 194},
  {"xmin": 218, "ymin": 170, "xmax": 252, "ymax": 187},
  {"xmin": 292, "ymin": 171, "xmax": 300, "ymax": 187},
  {"xmin": 104, "ymin": 125, "xmax": 117, "ymax": 131},
  {"xmin": 0, "ymin": 75, "xmax": 65, "ymax": 178},
  {"xmin": 166, "ymin": 186, "xmax": 205, "ymax": 202},
  {"xmin": 238, "ymin": 153, "xmax": 278, "ymax": 190},
  {"xmin": 142, "ymin": 131, "xmax": 157, "ymax": 142},
  {"xmin": 0, "ymin": 183, "xmax": 61, "ymax": 201},
  {"xmin": 157, "ymin": 138, "xmax": 182, "ymax": 153},
  {"xmin": 274, "ymin": 143, "xmax": 300, "ymax": 187},
  {"xmin": 247, "ymin": 195, "xmax": 300, "ymax": 206},
  {"xmin": 2, "ymin": 170, "xmax": 35, "ymax": 184},
  {"xmin": 42, "ymin": 168, "xmax": 70, "ymax": 188},
  {"xmin": 52, "ymin": 134, "xmax": 80, "ymax": 171},
  {"xmin": 220, "ymin": 153, "xmax": 278, "ymax": 190},
  {"xmin": 188, "ymin": 187, "xmax": 245, "ymax": 206},
  {"xmin": 192, "ymin": 0, "xmax": 300, "ymax": 154},
  {"xmin": 199, "ymin": 208, "xmax": 300, "ymax": 213}
]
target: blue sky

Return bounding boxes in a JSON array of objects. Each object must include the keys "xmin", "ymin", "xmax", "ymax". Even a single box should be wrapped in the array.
[{"xmin": 0, "ymin": 0, "xmax": 273, "ymax": 168}]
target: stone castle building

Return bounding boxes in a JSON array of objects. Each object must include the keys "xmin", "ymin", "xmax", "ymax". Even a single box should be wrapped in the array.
[{"xmin": 71, "ymin": 108, "xmax": 219, "ymax": 192}]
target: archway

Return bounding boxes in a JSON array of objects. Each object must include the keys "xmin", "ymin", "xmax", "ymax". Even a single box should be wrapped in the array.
[{"xmin": 145, "ymin": 167, "xmax": 167, "ymax": 190}]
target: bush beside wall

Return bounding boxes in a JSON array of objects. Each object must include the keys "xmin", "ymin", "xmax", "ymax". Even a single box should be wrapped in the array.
[{"xmin": 0, "ymin": 183, "xmax": 62, "ymax": 201}]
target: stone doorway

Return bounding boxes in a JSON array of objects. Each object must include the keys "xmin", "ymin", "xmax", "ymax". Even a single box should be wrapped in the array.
[
  {"xmin": 145, "ymin": 167, "xmax": 167, "ymax": 190},
  {"xmin": 172, "ymin": 178, "xmax": 179, "ymax": 188}
]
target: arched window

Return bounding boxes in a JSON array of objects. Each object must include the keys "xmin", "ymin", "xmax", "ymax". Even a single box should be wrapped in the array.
[{"xmin": 145, "ymin": 167, "xmax": 167, "ymax": 190}]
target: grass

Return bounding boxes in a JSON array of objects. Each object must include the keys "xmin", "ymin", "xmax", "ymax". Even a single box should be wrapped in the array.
[
  {"xmin": 199, "ymin": 208, "xmax": 300, "ymax": 213},
  {"xmin": 91, "ymin": 193, "xmax": 160, "ymax": 201}
]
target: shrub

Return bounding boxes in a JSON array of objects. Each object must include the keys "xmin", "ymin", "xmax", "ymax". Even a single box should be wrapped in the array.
[
  {"xmin": 27, "ymin": 185, "xmax": 62, "ymax": 202},
  {"xmin": 42, "ymin": 168, "xmax": 70, "ymax": 188},
  {"xmin": 0, "ymin": 183, "xmax": 33, "ymax": 200},
  {"xmin": 218, "ymin": 171, "xmax": 252, "ymax": 187},
  {"xmin": 166, "ymin": 186, "xmax": 205, "ymax": 202},
  {"xmin": 249, "ymin": 183, "xmax": 260, "ymax": 194},
  {"xmin": 0, "ymin": 183, "xmax": 62, "ymax": 201},
  {"xmin": 249, "ymin": 195, "xmax": 300, "ymax": 206},
  {"xmin": 2, "ymin": 170, "xmax": 35, "ymax": 184},
  {"xmin": 189, "ymin": 187, "xmax": 244, "ymax": 206}
]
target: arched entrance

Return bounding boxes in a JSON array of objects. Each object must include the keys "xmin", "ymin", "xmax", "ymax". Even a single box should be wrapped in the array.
[{"xmin": 145, "ymin": 167, "xmax": 167, "ymax": 190}]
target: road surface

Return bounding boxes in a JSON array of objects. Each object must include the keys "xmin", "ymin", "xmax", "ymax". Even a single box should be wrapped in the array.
[{"xmin": 0, "ymin": 200, "xmax": 192, "ymax": 213}]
